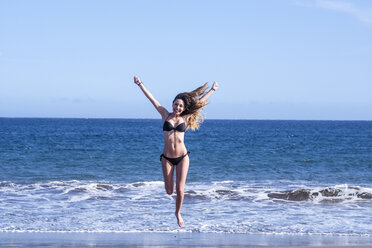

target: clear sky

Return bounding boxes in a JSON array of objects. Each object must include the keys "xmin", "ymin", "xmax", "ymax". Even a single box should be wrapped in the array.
[{"xmin": 1, "ymin": 0, "xmax": 371, "ymax": 120}]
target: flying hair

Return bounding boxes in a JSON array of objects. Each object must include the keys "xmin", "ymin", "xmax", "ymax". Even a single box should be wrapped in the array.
[{"xmin": 173, "ymin": 82, "xmax": 209, "ymax": 131}]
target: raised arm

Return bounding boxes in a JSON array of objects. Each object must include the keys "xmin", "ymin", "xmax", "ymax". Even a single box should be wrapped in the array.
[
  {"xmin": 200, "ymin": 81, "xmax": 219, "ymax": 102},
  {"xmin": 134, "ymin": 76, "xmax": 168, "ymax": 117}
]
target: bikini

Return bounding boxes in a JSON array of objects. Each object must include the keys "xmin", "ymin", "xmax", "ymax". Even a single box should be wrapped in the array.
[
  {"xmin": 160, "ymin": 152, "xmax": 190, "ymax": 166},
  {"xmin": 160, "ymin": 115, "xmax": 189, "ymax": 166}
]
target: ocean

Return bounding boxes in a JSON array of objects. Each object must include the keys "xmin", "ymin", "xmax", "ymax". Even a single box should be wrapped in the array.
[{"xmin": 0, "ymin": 118, "xmax": 371, "ymax": 235}]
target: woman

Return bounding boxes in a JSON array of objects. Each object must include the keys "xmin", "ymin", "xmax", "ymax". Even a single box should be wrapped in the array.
[{"xmin": 133, "ymin": 76, "xmax": 219, "ymax": 227}]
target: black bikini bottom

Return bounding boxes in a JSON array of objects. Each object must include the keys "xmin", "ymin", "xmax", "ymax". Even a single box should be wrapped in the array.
[{"xmin": 160, "ymin": 152, "xmax": 190, "ymax": 166}]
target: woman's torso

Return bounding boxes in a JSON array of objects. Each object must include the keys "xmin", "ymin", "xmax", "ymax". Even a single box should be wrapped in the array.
[{"xmin": 162, "ymin": 114, "xmax": 187, "ymax": 157}]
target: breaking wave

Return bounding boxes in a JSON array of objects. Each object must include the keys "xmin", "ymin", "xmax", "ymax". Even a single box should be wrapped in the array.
[
  {"xmin": 267, "ymin": 185, "xmax": 372, "ymax": 203},
  {"xmin": 0, "ymin": 180, "xmax": 371, "ymax": 234}
]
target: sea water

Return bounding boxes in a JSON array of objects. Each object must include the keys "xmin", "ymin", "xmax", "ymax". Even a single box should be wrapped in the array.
[{"xmin": 0, "ymin": 118, "xmax": 371, "ymax": 235}]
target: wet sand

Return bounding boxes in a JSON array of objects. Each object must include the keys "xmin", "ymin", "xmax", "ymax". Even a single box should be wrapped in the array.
[{"xmin": 0, "ymin": 232, "xmax": 371, "ymax": 247}]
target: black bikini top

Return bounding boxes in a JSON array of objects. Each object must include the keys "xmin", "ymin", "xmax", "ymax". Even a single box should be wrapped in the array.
[{"xmin": 163, "ymin": 115, "xmax": 186, "ymax": 132}]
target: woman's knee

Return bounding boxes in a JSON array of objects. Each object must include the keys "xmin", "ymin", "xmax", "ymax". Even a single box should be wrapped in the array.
[
  {"xmin": 165, "ymin": 183, "xmax": 174, "ymax": 195},
  {"xmin": 176, "ymin": 187, "xmax": 184, "ymax": 196},
  {"xmin": 165, "ymin": 187, "xmax": 174, "ymax": 195}
]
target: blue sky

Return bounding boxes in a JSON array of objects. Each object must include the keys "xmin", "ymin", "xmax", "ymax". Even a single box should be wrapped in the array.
[{"xmin": 1, "ymin": 0, "xmax": 371, "ymax": 120}]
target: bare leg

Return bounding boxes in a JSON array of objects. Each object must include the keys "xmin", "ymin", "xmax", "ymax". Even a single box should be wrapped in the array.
[
  {"xmin": 175, "ymin": 155, "xmax": 190, "ymax": 227},
  {"xmin": 161, "ymin": 157, "xmax": 175, "ymax": 195}
]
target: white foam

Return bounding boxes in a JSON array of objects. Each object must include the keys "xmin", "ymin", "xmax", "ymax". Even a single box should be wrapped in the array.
[{"xmin": 0, "ymin": 180, "xmax": 371, "ymax": 235}]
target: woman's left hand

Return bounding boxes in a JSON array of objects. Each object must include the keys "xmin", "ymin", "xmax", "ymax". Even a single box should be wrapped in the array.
[
  {"xmin": 134, "ymin": 76, "xmax": 142, "ymax": 85},
  {"xmin": 212, "ymin": 81, "xmax": 219, "ymax": 91}
]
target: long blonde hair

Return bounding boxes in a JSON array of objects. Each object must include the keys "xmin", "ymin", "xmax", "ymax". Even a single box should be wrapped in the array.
[{"xmin": 174, "ymin": 82, "xmax": 209, "ymax": 131}]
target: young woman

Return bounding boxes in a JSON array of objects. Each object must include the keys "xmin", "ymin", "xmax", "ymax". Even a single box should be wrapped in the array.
[{"xmin": 133, "ymin": 76, "xmax": 219, "ymax": 227}]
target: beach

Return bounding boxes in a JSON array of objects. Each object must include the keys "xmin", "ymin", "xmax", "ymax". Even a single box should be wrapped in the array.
[{"xmin": 0, "ymin": 232, "xmax": 372, "ymax": 247}]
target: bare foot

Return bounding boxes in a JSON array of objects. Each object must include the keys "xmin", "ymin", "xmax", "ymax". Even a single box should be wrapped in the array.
[{"xmin": 175, "ymin": 212, "xmax": 184, "ymax": 227}]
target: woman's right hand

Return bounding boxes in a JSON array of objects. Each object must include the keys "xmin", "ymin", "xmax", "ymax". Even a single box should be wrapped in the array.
[
  {"xmin": 212, "ymin": 81, "xmax": 219, "ymax": 91},
  {"xmin": 134, "ymin": 76, "xmax": 142, "ymax": 85}
]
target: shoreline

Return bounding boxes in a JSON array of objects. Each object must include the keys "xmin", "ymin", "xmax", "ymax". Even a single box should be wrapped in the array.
[
  {"xmin": 1, "ymin": 232, "xmax": 371, "ymax": 248},
  {"xmin": 1, "ymin": 230, "xmax": 371, "ymax": 236}
]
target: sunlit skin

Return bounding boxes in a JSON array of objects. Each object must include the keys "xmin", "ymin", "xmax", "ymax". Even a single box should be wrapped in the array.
[
  {"xmin": 133, "ymin": 76, "xmax": 218, "ymax": 227},
  {"xmin": 173, "ymin": 99, "xmax": 184, "ymax": 116}
]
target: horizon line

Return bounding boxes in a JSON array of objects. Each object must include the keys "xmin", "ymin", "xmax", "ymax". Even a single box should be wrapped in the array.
[{"xmin": 1, "ymin": 116, "xmax": 371, "ymax": 121}]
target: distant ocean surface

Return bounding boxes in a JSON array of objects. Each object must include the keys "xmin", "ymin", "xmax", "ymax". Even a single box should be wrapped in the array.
[{"xmin": 0, "ymin": 118, "xmax": 371, "ymax": 235}]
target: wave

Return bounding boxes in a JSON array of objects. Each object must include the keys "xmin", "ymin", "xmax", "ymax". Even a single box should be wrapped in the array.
[
  {"xmin": 183, "ymin": 182, "xmax": 372, "ymax": 204},
  {"xmin": 1, "ymin": 180, "xmax": 371, "ymax": 235},
  {"xmin": 0, "ymin": 180, "xmax": 371, "ymax": 204},
  {"xmin": 268, "ymin": 185, "xmax": 372, "ymax": 203}
]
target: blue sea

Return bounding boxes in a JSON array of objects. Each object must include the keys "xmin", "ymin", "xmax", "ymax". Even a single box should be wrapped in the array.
[{"xmin": 0, "ymin": 118, "xmax": 371, "ymax": 235}]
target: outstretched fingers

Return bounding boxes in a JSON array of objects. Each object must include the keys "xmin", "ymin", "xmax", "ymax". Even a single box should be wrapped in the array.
[
  {"xmin": 134, "ymin": 76, "xmax": 142, "ymax": 85},
  {"xmin": 212, "ymin": 81, "xmax": 219, "ymax": 90}
]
